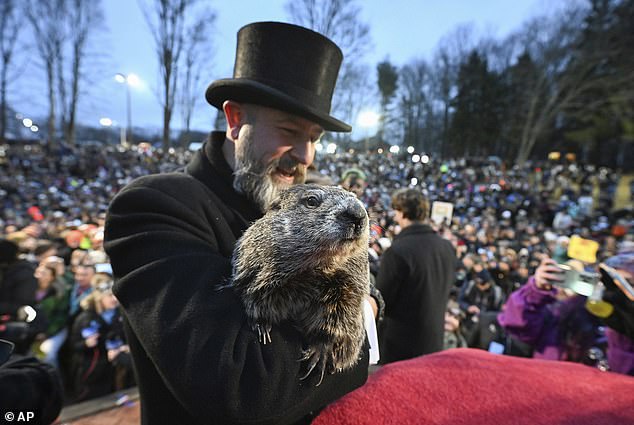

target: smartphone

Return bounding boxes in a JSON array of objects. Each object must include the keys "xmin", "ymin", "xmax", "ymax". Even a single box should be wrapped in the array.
[{"xmin": 552, "ymin": 264, "xmax": 600, "ymax": 297}]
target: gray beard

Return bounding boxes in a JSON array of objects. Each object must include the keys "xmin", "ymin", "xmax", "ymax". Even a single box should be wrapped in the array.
[{"xmin": 233, "ymin": 129, "xmax": 306, "ymax": 211}]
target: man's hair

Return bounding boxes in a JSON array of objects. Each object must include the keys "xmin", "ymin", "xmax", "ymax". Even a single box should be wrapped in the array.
[
  {"xmin": 76, "ymin": 263, "xmax": 96, "ymax": 274},
  {"xmin": 41, "ymin": 263, "xmax": 58, "ymax": 280},
  {"xmin": 238, "ymin": 103, "xmax": 257, "ymax": 125},
  {"xmin": 0, "ymin": 239, "xmax": 18, "ymax": 264},
  {"xmin": 391, "ymin": 188, "xmax": 429, "ymax": 221}
]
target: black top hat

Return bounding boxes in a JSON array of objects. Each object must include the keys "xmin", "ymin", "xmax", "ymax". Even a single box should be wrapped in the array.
[{"xmin": 205, "ymin": 22, "xmax": 351, "ymax": 132}]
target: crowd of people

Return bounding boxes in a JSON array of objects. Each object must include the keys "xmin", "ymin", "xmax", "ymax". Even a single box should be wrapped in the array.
[
  {"xmin": 0, "ymin": 137, "xmax": 632, "ymax": 405},
  {"xmin": 2, "ymin": 22, "xmax": 632, "ymax": 425}
]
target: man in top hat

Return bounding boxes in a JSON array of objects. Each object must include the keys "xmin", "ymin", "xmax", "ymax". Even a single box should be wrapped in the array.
[{"xmin": 104, "ymin": 22, "xmax": 369, "ymax": 425}]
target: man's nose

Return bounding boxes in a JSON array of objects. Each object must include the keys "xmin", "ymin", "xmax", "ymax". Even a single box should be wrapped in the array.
[{"xmin": 290, "ymin": 140, "xmax": 315, "ymax": 165}]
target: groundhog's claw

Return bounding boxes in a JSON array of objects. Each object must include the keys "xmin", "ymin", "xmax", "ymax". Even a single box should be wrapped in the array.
[
  {"xmin": 299, "ymin": 347, "xmax": 328, "ymax": 386},
  {"xmin": 254, "ymin": 323, "xmax": 272, "ymax": 344}
]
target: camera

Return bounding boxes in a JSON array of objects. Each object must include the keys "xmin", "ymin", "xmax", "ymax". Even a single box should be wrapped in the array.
[{"xmin": 552, "ymin": 264, "xmax": 600, "ymax": 296}]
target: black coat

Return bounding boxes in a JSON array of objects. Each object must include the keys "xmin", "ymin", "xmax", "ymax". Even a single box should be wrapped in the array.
[
  {"xmin": 0, "ymin": 260, "xmax": 37, "ymax": 316},
  {"xmin": 376, "ymin": 223, "xmax": 456, "ymax": 363},
  {"xmin": 0, "ymin": 345, "xmax": 63, "ymax": 425},
  {"xmin": 104, "ymin": 132, "xmax": 368, "ymax": 425}
]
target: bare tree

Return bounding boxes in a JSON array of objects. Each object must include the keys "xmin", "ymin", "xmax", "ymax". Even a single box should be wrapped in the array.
[
  {"xmin": 178, "ymin": 9, "xmax": 215, "ymax": 144},
  {"xmin": 0, "ymin": 1, "xmax": 22, "ymax": 142},
  {"xmin": 61, "ymin": 0, "xmax": 104, "ymax": 146},
  {"xmin": 329, "ymin": 62, "xmax": 372, "ymax": 146},
  {"xmin": 25, "ymin": 0, "xmax": 103, "ymax": 146},
  {"xmin": 286, "ymin": 0, "xmax": 373, "ymax": 135},
  {"xmin": 142, "ymin": 0, "xmax": 191, "ymax": 150},
  {"xmin": 286, "ymin": 0, "xmax": 371, "ymax": 62},
  {"xmin": 509, "ymin": 4, "xmax": 630, "ymax": 164},
  {"xmin": 25, "ymin": 0, "xmax": 67, "ymax": 147}
]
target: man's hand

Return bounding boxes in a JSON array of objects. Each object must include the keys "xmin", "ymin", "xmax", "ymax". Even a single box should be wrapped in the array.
[
  {"xmin": 467, "ymin": 305, "xmax": 480, "ymax": 315},
  {"xmin": 85, "ymin": 334, "xmax": 99, "ymax": 348},
  {"xmin": 107, "ymin": 348, "xmax": 120, "ymax": 362}
]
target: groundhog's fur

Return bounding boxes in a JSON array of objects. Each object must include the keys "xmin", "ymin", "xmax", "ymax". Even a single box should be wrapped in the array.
[{"xmin": 231, "ymin": 184, "xmax": 370, "ymax": 383}]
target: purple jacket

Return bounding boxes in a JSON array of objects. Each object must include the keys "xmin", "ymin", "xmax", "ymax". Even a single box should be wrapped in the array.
[{"xmin": 498, "ymin": 277, "xmax": 634, "ymax": 375}]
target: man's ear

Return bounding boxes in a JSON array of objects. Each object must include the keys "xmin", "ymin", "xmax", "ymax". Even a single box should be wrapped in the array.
[{"xmin": 223, "ymin": 100, "xmax": 244, "ymax": 141}]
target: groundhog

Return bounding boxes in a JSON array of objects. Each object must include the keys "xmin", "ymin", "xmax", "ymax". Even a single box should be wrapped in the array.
[{"xmin": 231, "ymin": 184, "xmax": 370, "ymax": 385}]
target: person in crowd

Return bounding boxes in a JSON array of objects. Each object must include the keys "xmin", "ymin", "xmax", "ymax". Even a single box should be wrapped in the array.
[
  {"xmin": 457, "ymin": 266, "xmax": 506, "ymax": 349},
  {"xmin": 376, "ymin": 188, "xmax": 457, "ymax": 363},
  {"xmin": 68, "ymin": 264, "xmax": 95, "ymax": 319},
  {"xmin": 498, "ymin": 251, "xmax": 634, "ymax": 375},
  {"xmin": 458, "ymin": 268, "xmax": 505, "ymax": 317},
  {"xmin": 340, "ymin": 168, "xmax": 368, "ymax": 200},
  {"xmin": 31, "ymin": 260, "xmax": 70, "ymax": 368},
  {"xmin": 443, "ymin": 300, "xmax": 468, "ymax": 349},
  {"xmin": 69, "ymin": 280, "xmax": 128, "ymax": 401},
  {"xmin": 0, "ymin": 339, "xmax": 63, "ymax": 425},
  {"xmin": 0, "ymin": 239, "xmax": 37, "ymax": 317},
  {"xmin": 69, "ymin": 248, "xmax": 88, "ymax": 275},
  {"xmin": 33, "ymin": 241, "xmax": 57, "ymax": 264},
  {"xmin": 104, "ymin": 22, "xmax": 374, "ymax": 425}
]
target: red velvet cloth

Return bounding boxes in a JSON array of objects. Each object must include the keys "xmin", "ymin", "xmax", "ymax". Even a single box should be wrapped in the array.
[{"xmin": 314, "ymin": 348, "xmax": 634, "ymax": 425}]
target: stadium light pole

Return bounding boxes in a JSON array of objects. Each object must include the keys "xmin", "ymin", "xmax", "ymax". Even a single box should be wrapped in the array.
[{"xmin": 115, "ymin": 73, "xmax": 139, "ymax": 146}]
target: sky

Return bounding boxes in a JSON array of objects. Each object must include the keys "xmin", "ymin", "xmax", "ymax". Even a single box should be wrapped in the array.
[{"xmin": 14, "ymin": 0, "xmax": 557, "ymax": 140}]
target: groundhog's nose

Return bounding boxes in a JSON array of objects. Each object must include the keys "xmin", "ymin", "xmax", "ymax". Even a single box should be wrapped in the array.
[{"xmin": 339, "ymin": 203, "xmax": 367, "ymax": 233}]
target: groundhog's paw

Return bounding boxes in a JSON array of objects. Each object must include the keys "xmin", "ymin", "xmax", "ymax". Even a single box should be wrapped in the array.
[
  {"xmin": 331, "ymin": 335, "xmax": 364, "ymax": 370},
  {"xmin": 299, "ymin": 344, "xmax": 330, "ymax": 386}
]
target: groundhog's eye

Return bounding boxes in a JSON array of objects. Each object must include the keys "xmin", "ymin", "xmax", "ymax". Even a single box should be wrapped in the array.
[{"xmin": 303, "ymin": 196, "xmax": 321, "ymax": 208}]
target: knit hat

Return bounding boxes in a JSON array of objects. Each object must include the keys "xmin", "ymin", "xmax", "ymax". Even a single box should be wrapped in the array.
[
  {"xmin": 475, "ymin": 269, "xmax": 493, "ymax": 283},
  {"xmin": 341, "ymin": 168, "xmax": 368, "ymax": 182}
]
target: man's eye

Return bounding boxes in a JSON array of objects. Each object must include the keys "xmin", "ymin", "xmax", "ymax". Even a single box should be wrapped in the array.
[
  {"xmin": 304, "ymin": 196, "xmax": 321, "ymax": 208},
  {"xmin": 280, "ymin": 127, "xmax": 297, "ymax": 136}
]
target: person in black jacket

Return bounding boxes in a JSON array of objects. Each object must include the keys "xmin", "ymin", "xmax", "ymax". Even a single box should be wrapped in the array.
[
  {"xmin": 104, "ymin": 22, "xmax": 370, "ymax": 425},
  {"xmin": 0, "ymin": 239, "xmax": 37, "ymax": 317},
  {"xmin": 69, "ymin": 282, "xmax": 115, "ymax": 401},
  {"xmin": 0, "ymin": 239, "xmax": 38, "ymax": 354},
  {"xmin": 376, "ymin": 188, "xmax": 457, "ymax": 363},
  {"xmin": 0, "ymin": 339, "xmax": 63, "ymax": 425}
]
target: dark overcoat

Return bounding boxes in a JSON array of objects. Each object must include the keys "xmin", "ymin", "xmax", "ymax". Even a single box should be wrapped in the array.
[
  {"xmin": 376, "ymin": 224, "xmax": 456, "ymax": 363},
  {"xmin": 104, "ymin": 132, "xmax": 368, "ymax": 425}
]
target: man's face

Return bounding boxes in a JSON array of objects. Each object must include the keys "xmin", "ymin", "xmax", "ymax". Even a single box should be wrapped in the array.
[
  {"xmin": 75, "ymin": 266, "xmax": 94, "ymax": 288},
  {"xmin": 233, "ymin": 105, "xmax": 323, "ymax": 211},
  {"xmin": 342, "ymin": 175, "xmax": 366, "ymax": 199}
]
